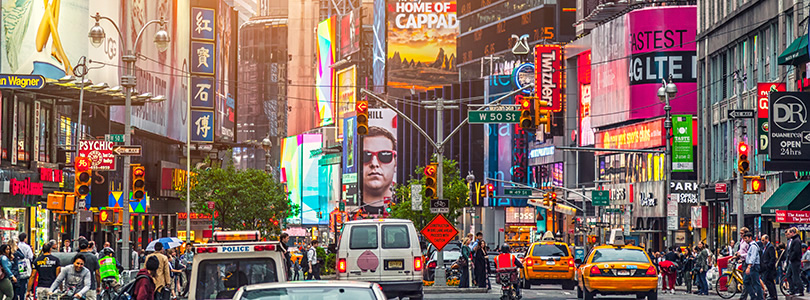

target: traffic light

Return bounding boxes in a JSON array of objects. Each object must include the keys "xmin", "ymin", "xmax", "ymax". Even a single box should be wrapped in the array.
[
  {"xmin": 99, "ymin": 209, "xmax": 114, "ymax": 224},
  {"xmin": 737, "ymin": 142, "xmax": 750, "ymax": 174},
  {"xmin": 424, "ymin": 163, "xmax": 437, "ymax": 199},
  {"xmin": 487, "ymin": 183, "xmax": 495, "ymax": 198},
  {"xmin": 519, "ymin": 96, "xmax": 534, "ymax": 130},
  {"xmin": 132, "ymin": 165, "xmax": 146, "ymax": 201},
  {"xmin": 384, "ymin": 199, "xmax": 392, "ymax": 214},
  {"xmin": 74, "ymin": 157, "xmax": 92, "ymax": 198},
  {"xmin": 542, "ymin": 192, "xmax": 550, "ymax": 206},
  {"xmin": 478, "ymin": 184, "xmax": 487, "ymax": 199},
  {"xmin": 551, "ymin": 192, "xmax": 557, "ymax": 204},
  {"xmin": 536, "ymin": 98, "xmax": 552, "ymax": 133},
  {"xmin": 744, "ymin": 176, "xmax": 766, "ymax": 194},
  {"xmin": 356, "ymin": 100, "xmax": 369, "ymax": 135}
]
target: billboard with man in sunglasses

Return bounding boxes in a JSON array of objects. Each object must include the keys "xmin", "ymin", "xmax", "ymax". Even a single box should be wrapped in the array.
[{"xmin": 362, "ymin": 109, "xmax": 398, "ymax": 214}]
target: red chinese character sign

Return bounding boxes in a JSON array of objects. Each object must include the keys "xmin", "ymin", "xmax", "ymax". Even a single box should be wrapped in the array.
[{"xmin": 420, "ymin": 214, "xmax": 459, "ymax": 251}]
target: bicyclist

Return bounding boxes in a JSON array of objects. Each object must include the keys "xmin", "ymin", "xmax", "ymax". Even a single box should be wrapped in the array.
[
  {"xmin": 98, "ymin": 248, "xmax": 120, "ymax": 287},
  {"xmin": 494, "ymin": 244, "xmax": 523, "ymax": 299},
  {"xmin": 49, "ymin": 255, "xmax": 92, "ymax": 299}
]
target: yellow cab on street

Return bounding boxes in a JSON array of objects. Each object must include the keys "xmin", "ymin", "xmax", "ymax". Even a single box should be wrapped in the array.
[
  {"xmin": 520, "ymin": 231, "xmax": 576, "ymax": 290},
  {"xmin": 576, "ymin": 229, "xmax": 658, "ymax": 300}
]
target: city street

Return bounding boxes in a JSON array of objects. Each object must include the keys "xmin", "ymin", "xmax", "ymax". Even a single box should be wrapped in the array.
[{"xmin": 424, "ymin": 284, "xmax": 726, "ymax": 300}]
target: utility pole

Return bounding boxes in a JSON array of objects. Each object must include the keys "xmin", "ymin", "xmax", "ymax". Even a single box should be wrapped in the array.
[
  {"xmin": 658, "ymin": 75, "xmax": 678, "ymax": 249},
  {"xmin": 73, "ymin": 57, "xmax": 88, "ymax": 249},
  {"xmin": 735, "ymin": 71, "xmax": 746, "ymax": 238}
]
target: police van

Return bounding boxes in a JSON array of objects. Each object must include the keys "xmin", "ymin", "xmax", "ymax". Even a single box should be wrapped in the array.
[{"xmin": 189, "ymin": 231, "xmax": 288, "ymax": 300}]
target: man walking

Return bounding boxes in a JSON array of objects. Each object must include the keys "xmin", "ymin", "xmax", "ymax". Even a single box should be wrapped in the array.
[
  {"xmin": 306, "ymin": 240, "xmax": 321, "ymax": 280},
  {"xmin": 146, "ymin": 243, "xmax": 172, "ymax": 300},
  {"xmin": 760, "ymin": 235, "xmax": 777, "ymax": 300},
  {"xmin": 742, "ymin": 232, "xmax": 763, "ymax": 300},
  {"xmin": 788, "ymin": 227, "xmax": 804, "ymax": 296},
  {"xmin": 737, "ymin": 227, "xmax": 751, "ymax": 300}
]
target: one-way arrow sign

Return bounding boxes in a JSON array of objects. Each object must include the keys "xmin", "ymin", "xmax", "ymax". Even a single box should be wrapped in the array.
[
  {"xmin": 728, "ymin": 109, "xmax": 755, "ymax": 119},
  {"xmin": 112, "ymin": 145, "xmax": 142, "ymax": 156}
]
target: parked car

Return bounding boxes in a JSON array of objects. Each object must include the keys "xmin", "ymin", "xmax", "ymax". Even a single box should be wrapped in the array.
[
  {"xmin": 423, "ymin": 250, "xmax": 462, "ymax": 282},
  {"xmin": 232, "ymin": 281, "xmax": 387, "ymax": 300}
]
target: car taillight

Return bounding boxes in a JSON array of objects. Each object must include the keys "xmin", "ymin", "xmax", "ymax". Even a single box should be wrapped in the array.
[
  {"xmin": 198, "ymin": 247, "xmax": 217, "ymax": 253},
  {"xmin": 427, "ymin": 261, "xmax": 437, "ymax": 269},
  {"xmin": 590, "ymin": 265, "xmax": 601, "ymax": 275},
  {"xmin": 525, "ymin": 258, "xmax": 533, "ymax": 266},
  {"xmin": 338, "ymin": 258, "xmax": 347, "ymax": 273},
  {"xmin": 646, "ymin": 266, "xmax": 657, "ymax": 276},
  {"xmin": 253, "ymin": 245, "xmax": 276, "ymax": 251},
  {"xmin": 414, "ymin": 257, "xmax": 422, "ymax": 271},
  {"xmin": 568, "ymin": 258, "xmax": 574, "ymax": 268}
]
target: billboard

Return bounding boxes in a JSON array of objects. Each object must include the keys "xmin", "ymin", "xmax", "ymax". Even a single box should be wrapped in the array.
[
  {"xmin": 591, "ymin": 6, "xmax": 697, "ymax": 128},
  {"xmin": 280, "ymin": 133, "xmax": 325, "ymax": 225},
  {"xmin": 757, "ymin": 82, "xmax": 786, "ymax": 153},
  {"xmin": 769, "ymin": 92, "xmax": 810, "ymax": 162},
  {"xmin": 457, "ymin": 6, "xmax": 555, "ymax": 65},
  {"xmin": 342, "ymin": 116, "xmax": 359, "ymax": 206},
  {"xmin": 387, "ymin": 0, "xmax": 458, "ymax": 98},
  {"xmin": 316, "ymin": 17, "xmax": 336, "ymax": 126},
  {"xmin": 336, "ymin": 66, "xmax": 357, "ymax": 141},
  {"xmin": 340, "ymin": 9, "xmax": 361, "ymax": 58},
  {"xmin": 595, "ymin": 118, "xmax": 665, "ymax": 150},
  {"xmin": 361, "ymin": 108, "xmax": 398, "ymax": 214},
  {"xmin": 535, "ymin": 45, "xmax": 563, "ymax": 112},
  {"xmin": 215, "ymin": 1, "xmax": 236, "ymax": 141},
  {"xmin": 578, "ymin": 51, "xmax": 594, "ymax": 146},
  {"xmin": 373, "ymin": 0, "xmax": 386, "ymax": 93}
]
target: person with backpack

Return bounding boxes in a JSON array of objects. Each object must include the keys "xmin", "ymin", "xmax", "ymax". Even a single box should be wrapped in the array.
[
  {"xmin": 27, "ymin": 241, "xmax": 61, "ymax": 300},
  {"xmin": 131, "ymin": 256, "xmax": 159, "ymax": 300},
  {"xmin": 9, "ymin": 240, "xmax": 30, "ymax": 300},
  {"xmin": 306, "ymin": 240, "xmax": 321, "ymax": 280},
  {"xmin": 742, "ymin": 232, "xmax": 763, "ymax": 300}
]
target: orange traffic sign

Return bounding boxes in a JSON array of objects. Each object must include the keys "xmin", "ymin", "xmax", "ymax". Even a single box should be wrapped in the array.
[
  {"xmin": 420, "ymin": 214, "xmax": 459, "ymax": 251},
  {"xmin": 424, "ymin": 164, "xmax": 437, "ymax": 177}
]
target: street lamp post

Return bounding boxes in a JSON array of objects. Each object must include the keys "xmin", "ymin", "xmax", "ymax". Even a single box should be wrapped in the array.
[
  {"xmin": 262, "ymin": 137, "xmax": 273, "ymax": 174},
  {"xmin": 657, "ymin": 76, "xmax": 677, "ymax": 249},
  {"xmin": 89, "ymin": 13, "xmax": 170, "ymax": 270}
]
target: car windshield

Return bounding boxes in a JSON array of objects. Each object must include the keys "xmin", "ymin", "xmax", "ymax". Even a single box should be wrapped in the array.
[
  {"xmin": 196, "ymin": 259, "xmax": 278, "ymax": 300},
  {"xmin": 431, "ymin": 251, "xmax": 461, "ymax": 263},
  {"xmin": 240, "ymin": 287, "xmax": 377, "ymax": 300},
  {"xmin": 531, "ymin": 244, "xmax": 569, "ymax": 257},
  {"xmin": 591, "ymin": 248, "xmax": 650, "ymax": 263}
]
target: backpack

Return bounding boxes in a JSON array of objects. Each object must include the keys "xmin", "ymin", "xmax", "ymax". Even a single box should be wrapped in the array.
[
  {"xmin": 301, "ymin": 248, "xmax": 309, "ymax": 269},
  {"xmin": 13, "ymin": 253, "xmax": 30, "ymax": 279},
  {"xmin": 114, "ymin": 274, "xmax": 151, "ymax": 300}
]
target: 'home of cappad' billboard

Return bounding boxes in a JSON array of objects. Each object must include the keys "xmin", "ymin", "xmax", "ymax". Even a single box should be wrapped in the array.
[
  {"xmin": 592, "ymin": 6, "xmax": 697, "ymax": 128},
  {"xmin": 387, "ymin": 0, "xmax": 458, "ymax": 98}
]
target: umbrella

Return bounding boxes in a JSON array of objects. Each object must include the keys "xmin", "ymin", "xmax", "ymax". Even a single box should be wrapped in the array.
[{"xmin": 146, "ymin": 237, "xmax": 184, "ymax": 251}]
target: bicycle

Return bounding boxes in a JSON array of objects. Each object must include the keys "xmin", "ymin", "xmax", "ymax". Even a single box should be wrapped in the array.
[
  {"xmin": 716, "ymin": 259, "xmax": 745, "ymax": 299},
  {"xmin": 778, "ymin": 267, "xmax": 810, "ymax": 296},
  {"xmin": 98, "ymin": 277, "xmax": 120, "ymax": 300},
  {"xmin": 45, "ymin": 287, "xmax": 84, "ymax": 300}
]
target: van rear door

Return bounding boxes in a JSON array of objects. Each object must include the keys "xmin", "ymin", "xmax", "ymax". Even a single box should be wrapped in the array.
[
  {"xmin": 379, "ymin": 223, "xmax": 416, "ymax": 281},
  {"xmin": 343, "ymin": 224, "xmax": 382, "ymax": 282}
]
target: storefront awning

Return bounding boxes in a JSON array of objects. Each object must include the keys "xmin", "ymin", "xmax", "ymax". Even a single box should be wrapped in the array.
[
  {"xmin": 778, "ymin": 35, "xmax": 809, "ymax": 65},
  {"xmin": 761, "ymin": 181, "xmax": 810, "ymax": 214}
]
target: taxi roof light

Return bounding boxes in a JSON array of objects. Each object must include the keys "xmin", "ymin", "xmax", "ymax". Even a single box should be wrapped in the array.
[{"xmin": 213, "ymin": 230, "xmax": 260, "ymax": 242}]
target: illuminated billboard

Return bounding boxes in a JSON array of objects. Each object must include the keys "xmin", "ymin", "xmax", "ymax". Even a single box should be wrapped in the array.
[
  {"xmin": 535, "ymin": 45, "xmax": 563, "ymax": 112},
  {"xmin": 373, "ymin": 0, "xmax": 386, "ymax": 93},
  {"xmin": 387, "ymin": 0, "xmax": 458, "ymax": 98},
  {"xmin": 336, "ymin": 66, "xmax": 357, "ymax": 141},
  {"xmin": 280, "ymin": 133, "xmax": 326, "ymax": 225},
  {"xmin": 317, "ymin": 17, "xmax": 336, "ymax": 126},
  {"xmin": 361, "ymin": 109, "xmax": 398, "ymax": 214},
  {"xmin": 578, "ymin": 51, "xmax": 594, "ymax": 146}
]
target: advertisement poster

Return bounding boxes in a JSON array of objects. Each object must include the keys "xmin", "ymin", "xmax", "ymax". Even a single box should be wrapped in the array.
[
  {"xmin": 342, "ymin": 116, "xmax": 359, "ymax": 206},
  {"xmin": 672, "ymin": 115, "xmax": 693, "ymax": 172},
  {"xmin": 336, "ymin": 66, "xmax": 357, "ymax": 141},
  {"xmin": 579, "ymin": 51, "xmax": 594, "ymax": 146},
  {"xmin": 340, "ymin": 9, "xmax": 361, "ymax": 58},
  {"xmin": 387, "ymin": 0, "xmax": 458, "ymax": 98},
  {"xmin": 317, "ymin": 17, "xmax": 336, "ymax": 126},
  {"xmin": 362, "ymin": 108, "xmax": 398, "ymax": 214},
  {"xmin": 769, "ymin": 92, "xmax": 810, "ymax": 162},
  {"xmin": 757, "ymin": 82, "xmax": 786, "ymax": 154},
  {"xmin": 534, "ymin": 45, "xmax": 563, "ymax": 112},
  {"xmin": 373, "ymin": 0, "xmax": 386, "ymax": 93},
  {"xmin": 280, "ymin": 133, "xmax": 325, "ymax": 225}
]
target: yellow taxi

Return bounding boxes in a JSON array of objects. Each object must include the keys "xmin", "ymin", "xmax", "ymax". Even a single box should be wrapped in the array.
[
  {"xmin": 520, "ymin": 234, "xmax": 576, "ymax": 290},
  {"xmin": 575, "ymin": 241, "xmax": 658, "ymax": 300},
  {"xmin": 290, "ymin": 247, "xmax": 303, "ymax": 265}
]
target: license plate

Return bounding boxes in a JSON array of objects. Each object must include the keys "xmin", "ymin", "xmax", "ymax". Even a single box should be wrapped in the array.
[
  {"xmin": 617, "ymin": 270, "xmax": 630, "ymax": 276},
  {"xmin": 545, "ymin": 260, "xmax": 555, "ymax": 265},
  {"xmin": 386, "ymin": 260, "xmax": 404, "ymax": 270}
]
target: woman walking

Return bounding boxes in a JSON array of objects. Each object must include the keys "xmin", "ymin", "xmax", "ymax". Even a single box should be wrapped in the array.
[
  {"xmin": 0, "ymin": 245, "xmax": 16, "ymax": 300},
  {"xmin": 459, "ymin": 238, "xmax": 471, "ymax": 288}
]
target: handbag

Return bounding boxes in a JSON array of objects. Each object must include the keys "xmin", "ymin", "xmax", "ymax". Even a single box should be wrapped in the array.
[{"xmin": 455, "ymin": 255, "xmax": 468, "ymax": 268}]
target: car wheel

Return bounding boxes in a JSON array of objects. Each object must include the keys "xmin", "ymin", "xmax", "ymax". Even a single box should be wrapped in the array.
[
  {"xmin": 523, "ymin": 278, "xmax": 532, "ymax": 289},
  {"xmin": 647, "ymin": 290, "xmax": 658, "ymax": 300},
  {"xmin": 577, "ymin": 286, "xmax": 583, "ymax": 299},
  {"xmin": 583, "ymin": 287, "xmax": 595, "ymax": 300},
  {"xmin": 562, "ymin": 281, "xmax": 576, "ymax": 290}
]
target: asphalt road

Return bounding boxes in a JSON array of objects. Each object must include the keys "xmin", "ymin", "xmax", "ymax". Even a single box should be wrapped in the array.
[{"xmin": 422, "ymin": 284, "xmax": 728, "ymax": 300}]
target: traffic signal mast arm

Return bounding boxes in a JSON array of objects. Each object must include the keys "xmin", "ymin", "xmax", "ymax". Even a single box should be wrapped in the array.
[{"xmin": 485, "ymin": 177, "xmax": 584, "ymax": 211}]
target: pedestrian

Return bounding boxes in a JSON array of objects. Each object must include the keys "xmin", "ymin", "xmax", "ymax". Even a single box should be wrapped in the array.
[
  {"xmin": 742, "ymin": 232, "xmax": 763, "ymax": 300},
  {"xmin": 9, "ymin": 240, "xmax": 29, "ymax": 300},
  {"xmin": 146, "ymin": 242, "xmax": 172, "ymax": 300},
  {"xmin": 76, "ymin": 238, "xmax": 100, "ymax": 300},
  {"xmin": 760, "ymin": 235, "xmax": 777, "ymax": 300},
  {"xmin": 683, "ymin": 247, "xmax": 695, "ymax": 294},
  {"xmin": 132, "ymin": 256, "xmax": 159, "ymax": 300},
  {"xmin": 661, "ymin": 247, "xmax": 679, "ymax": 294},
  {"xmin": 472, "ymin": 233, "xmax": 486, "ymax": 288},
  {"xmin": 61, "ymin": 240, "xmax": 72, "ymax": 253},
  {"xmin": 306, "ymin": 239, "xmax": 321, "ymax": 280},
  {"xmin": 0, "ymin": 245, "xmax": 14, "ymax": 300},
  {"xmin": 27, "ymin": 241, "xmax": 61, "ymax": 300},
  {"xmin": 181, "ymin": 245, "xmax": 194, "ymax": 286},
  {"xmin": 737, "ymin": 227, "xmax": 751, "ymax": 300},
  {"xmin": 279, "ymin": 233, "xmax": 292, "ymax": 280},
  {"xmin": 459, "ymin": 237, "xmax": 471, "ymax": 288},
  {"xmin": 696, "ymin": 242, "xmax": 710, "ymax": 295},
  {"xmin": 787, "ymin": 227, "xmax": 803, "ymax": 296}
]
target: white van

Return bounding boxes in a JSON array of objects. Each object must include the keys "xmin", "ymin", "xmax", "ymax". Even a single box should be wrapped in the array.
[
  {"xmin": 189, "ymin": 231, "xmax": 287, "ymax": 300},
  {"xmin": 336, "ymin": 219, "xmax": 424, "ymax": 299}
]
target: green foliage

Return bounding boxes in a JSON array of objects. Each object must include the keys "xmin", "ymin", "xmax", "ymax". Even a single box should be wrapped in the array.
[
  {"xmin": 176, "ymin": 162, "xmax": 299, "ymax": 238},
  {"xmin": 390, "ymin": 158, "xmax": 469, "ymax": 229}
]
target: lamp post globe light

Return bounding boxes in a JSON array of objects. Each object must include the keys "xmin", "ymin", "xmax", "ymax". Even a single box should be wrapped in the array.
[
  {"xmin": 88, "ymin": 12, "xmax": 170, "ymax": 270},
  {"xmin": 262, "ymin": 137, "xmax": 273, "ymax": 173},
  {"xmin": 658, "ymin": 75, "xmax": 677, "ymax": 248}
]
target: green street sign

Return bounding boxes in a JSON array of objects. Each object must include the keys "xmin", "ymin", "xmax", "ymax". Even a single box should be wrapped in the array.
[
  {"xmin": 105, "ymin": 134, "xmax": 125, "ymax": 143},
  {"xmin": 468, "ymin": 111, "xmax": 520, "ymax": 124},
  {"xmin": 592, "ymin": 190, "xmax": 609, "ymax": 206},
  {"xmin": 504, "ymin": 189, "xmax": 531, "ymax": 196},
  {"xmin": 339, "ymin": 201, "xmax": 345, "ymax": 212}
]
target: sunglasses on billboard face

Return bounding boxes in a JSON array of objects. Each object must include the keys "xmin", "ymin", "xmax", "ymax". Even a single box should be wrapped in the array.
[{"xmin": 364, "ymin": 150, "xmax": 396, "ymax": 164}]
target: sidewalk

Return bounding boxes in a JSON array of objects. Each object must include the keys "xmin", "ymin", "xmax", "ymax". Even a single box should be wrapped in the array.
[{"xmin": 424, "ymin": 286, "xmax": 489, "ymax": 294}]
